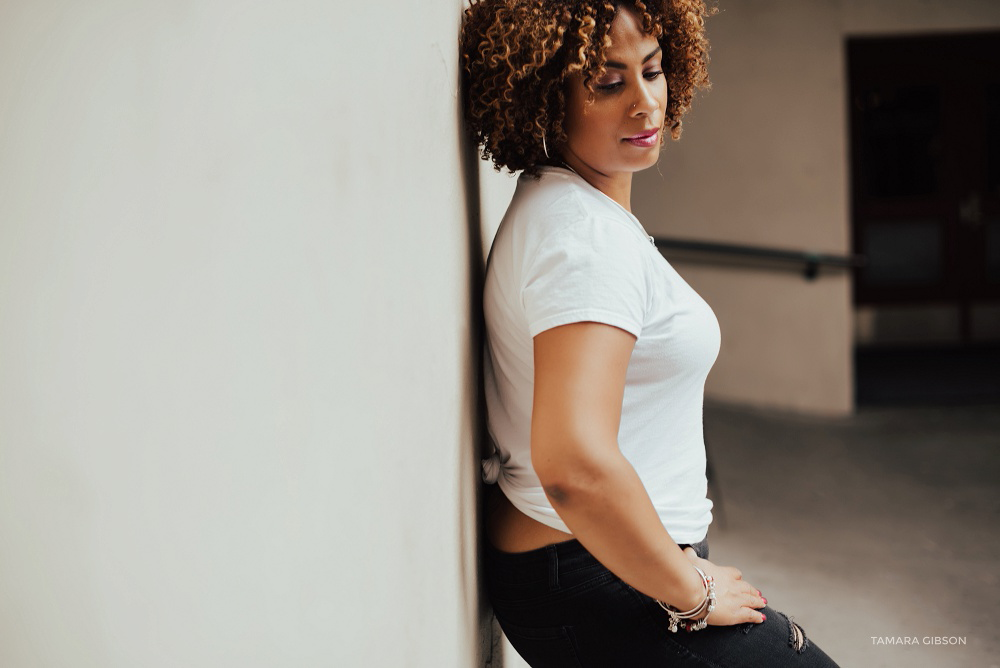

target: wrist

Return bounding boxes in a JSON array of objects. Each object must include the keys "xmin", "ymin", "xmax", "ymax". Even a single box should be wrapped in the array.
[
  {"xmin": 657, "ymin": 566, "xmax": 716, "ymax": 633},
  {"xmin": 672, "ymin": 565, "xmax": 708, "ymax": 612}
]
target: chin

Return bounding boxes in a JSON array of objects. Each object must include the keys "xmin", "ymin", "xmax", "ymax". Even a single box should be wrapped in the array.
[
  {"xmin": 614, "ymin": 146, "xmax": 661, "ymax": 172},
  {"xmin": 639, "ymin": 153, "xmax": 661, "ymax": 171},
  {"xmin": 625, "ymin": 152, "xmax": 660, "ymax": 173}
]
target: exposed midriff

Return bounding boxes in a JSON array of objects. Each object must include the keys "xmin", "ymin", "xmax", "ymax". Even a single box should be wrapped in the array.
[{"xmin": 485, "ymin": 484, "xmax": 576, "ymax": 553}]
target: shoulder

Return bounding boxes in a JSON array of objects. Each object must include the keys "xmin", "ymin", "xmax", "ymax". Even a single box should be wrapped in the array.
[
  {"xmin": 512, "ymin": 168, "xmax": 648, "ymax": 250},
  {"xmin": 508, "ymin": 169, "xmax": 590, "ymax": 234}
]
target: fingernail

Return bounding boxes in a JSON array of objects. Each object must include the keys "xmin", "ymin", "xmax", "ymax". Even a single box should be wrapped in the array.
[
  {"xmin": 761, "ymin": 613, "xmax": 767, "ymax": 621},
  {"xmin": 762, "ymin": 597, "xmax": 767, "ymax": 604}
]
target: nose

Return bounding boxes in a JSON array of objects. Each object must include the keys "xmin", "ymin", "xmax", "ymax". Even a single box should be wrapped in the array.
[{"xmin": 630, "ymin": 79, "xmax": 660, "ymax": 117}]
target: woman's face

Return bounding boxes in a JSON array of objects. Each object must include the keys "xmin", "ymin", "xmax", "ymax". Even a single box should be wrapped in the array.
[{"xmin": 561, "ymin": 7, "xmax": 667, "ymax": 178}]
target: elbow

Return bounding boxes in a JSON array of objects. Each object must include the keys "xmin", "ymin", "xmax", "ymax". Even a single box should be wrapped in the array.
[
  {"xmin": 533, "ymin": 443, "xmax": 616, "ymax": 507},
  {"xmin": 539, "ymin": 480, "xmax": 573, "ymax": 506}
]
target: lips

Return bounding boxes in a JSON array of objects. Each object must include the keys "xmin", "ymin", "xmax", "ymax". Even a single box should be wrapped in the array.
[
  {"xmin": 624, "ymin": 128, "xmax": 660, "ymax": 148},
  {"xmin": 627, "ymin": 129, "xmax": 659, "ymax": 140}
]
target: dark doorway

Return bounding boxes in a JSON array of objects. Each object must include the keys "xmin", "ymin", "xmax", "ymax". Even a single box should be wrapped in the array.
[
  {"xmin": 847, "ymin": 32, "xmax": 1000, "ymax": 404},
  {"xmin": 848, "ymin": 32, "xmax": 1000, "ymax": 405}
]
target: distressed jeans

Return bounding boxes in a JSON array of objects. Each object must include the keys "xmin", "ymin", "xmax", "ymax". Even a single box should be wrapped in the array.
[{"xmin": 486, "ymin": 538, "xmax": 840, "ymax": 667}]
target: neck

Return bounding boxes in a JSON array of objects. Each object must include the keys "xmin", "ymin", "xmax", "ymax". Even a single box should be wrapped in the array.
[{"xmin": 559, "ymin": 155, "xmax": 633, "ymax": 212}]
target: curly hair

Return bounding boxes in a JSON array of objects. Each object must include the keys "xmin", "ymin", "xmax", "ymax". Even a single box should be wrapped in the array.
[{"xmin": 460, "ymin": 0, "xmax": 716, "ymax": 176}]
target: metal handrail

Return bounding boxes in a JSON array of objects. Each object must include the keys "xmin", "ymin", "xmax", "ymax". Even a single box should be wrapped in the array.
[{"xmin": 651, "ymin": 237, "xmax": 866, "ymax": 281}]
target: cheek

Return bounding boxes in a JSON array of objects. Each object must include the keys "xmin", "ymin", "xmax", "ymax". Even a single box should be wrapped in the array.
[
  {"xmin": 577, "ymin": 105, "xmax": 619, "ymax": 139},
  {"xmin": 565, "ymin": 108, "xmax": 604, "ymax": 148},
  {"xmin": 563, "ymin": 95, "xmax": 620, "ymax": 150}
]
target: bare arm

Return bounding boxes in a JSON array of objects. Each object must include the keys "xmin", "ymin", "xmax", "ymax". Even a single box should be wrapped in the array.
[{"xmin": 532, "ymin": 322, "xmax": 765, "ymax": 624}]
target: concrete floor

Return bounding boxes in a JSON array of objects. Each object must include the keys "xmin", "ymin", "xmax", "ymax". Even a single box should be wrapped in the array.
[{"xmin": 703, "ymin": 400, "xmax": 1000, "ymax": 668}]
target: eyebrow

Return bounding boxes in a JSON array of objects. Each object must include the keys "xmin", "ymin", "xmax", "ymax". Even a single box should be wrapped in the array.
[{"xmin": 605, "ymin": 46, "xmax": 662, "ymax": 70}]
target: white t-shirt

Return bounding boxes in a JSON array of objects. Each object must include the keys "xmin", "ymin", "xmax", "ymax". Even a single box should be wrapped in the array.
[{"xmin": 482, "ymin": 165, "xmax": 720, "ymax": 544}]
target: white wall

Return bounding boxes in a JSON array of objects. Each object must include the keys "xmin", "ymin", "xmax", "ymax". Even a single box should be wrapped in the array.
[
  {"xmin": 474, "ymin": 163, "xmax": 523, "ymax": 668},
  {"xmin": 0, "ymin": 1, "xmax": 487, "ymax": 666}
]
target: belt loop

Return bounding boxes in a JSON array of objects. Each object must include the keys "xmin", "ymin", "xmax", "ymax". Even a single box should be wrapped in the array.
[{"xmin": 546, "ymin": 544, "xmax": 560, "ymax": 590}]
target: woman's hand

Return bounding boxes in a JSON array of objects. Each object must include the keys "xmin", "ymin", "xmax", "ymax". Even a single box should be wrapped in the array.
[{"xmin": 682, "ymin": 547, "xmax": 767, "ymax": 626}]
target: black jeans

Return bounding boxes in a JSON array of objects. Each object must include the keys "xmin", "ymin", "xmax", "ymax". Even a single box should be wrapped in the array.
[{"xmin": 486, "ymin": 538, "xmax": 840, "ymax": 668}]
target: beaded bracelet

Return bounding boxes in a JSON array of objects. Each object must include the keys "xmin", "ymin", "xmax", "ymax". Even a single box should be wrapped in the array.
[{"xmin": 656, "ymin": 566, "xmax": 717, "ymax": 633}]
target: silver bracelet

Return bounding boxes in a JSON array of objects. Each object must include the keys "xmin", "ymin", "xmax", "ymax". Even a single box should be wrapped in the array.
[{"xmin": 656, "ymin": 566, "xmax": 717, "ymax": 633}]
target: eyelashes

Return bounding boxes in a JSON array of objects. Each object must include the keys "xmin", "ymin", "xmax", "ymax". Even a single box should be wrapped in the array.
[{"xmin": 595, "ymin": 70, "xmax": 664, "ymax": 92}]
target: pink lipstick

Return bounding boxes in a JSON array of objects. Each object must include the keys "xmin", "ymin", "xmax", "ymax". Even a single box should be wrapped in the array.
[{"xmin": 624, "ymin": 128, "xmax": 660, "ymax": 148}]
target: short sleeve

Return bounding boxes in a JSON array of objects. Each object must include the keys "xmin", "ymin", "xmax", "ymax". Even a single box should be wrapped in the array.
[{"xmin": 521, "ymin": 215, "xmax": 650, "ymax": 338}]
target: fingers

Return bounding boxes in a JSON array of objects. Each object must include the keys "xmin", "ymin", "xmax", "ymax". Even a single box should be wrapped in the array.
[
  {"xmin": 741, "ymin": 582, "xmax": 766, "ymax": 623},
  {"xmin": 720, "ymin": 580, "xmax": 767, "ymax": 625},
  {"xmin": 706, "ymin": 598, "xmax": 766, "ymax": 626},
  {"xmin": 738, "ymin": 580, "xmax": 766, "ymax": 607}
]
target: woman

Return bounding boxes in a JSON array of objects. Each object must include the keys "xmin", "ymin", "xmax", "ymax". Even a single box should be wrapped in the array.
[{"xmin": 462, "ymin": 1, "xmax": 839, "ymax": 666}]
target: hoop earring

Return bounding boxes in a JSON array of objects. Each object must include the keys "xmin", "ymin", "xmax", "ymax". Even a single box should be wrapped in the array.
[{"xmin": 542, "ymin": 133, "xmax": 550, "ymax": 159}]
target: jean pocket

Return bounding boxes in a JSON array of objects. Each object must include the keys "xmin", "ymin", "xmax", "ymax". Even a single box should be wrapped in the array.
[{"xmin": 499, "ymin": 619, "xmax": 585, "ymax": 668}]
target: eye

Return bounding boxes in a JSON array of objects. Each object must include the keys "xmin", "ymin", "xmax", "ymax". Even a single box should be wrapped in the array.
[
  {"xmin": 596, "ymin": 81, "xmax": 623, "ymax": 92},
  {"xmin": 644, "ymin": 70, "xmax": 664, "ymax": 80}
]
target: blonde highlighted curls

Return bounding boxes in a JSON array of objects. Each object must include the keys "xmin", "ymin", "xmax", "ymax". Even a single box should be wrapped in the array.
[{"xmin": 460, "ymin": 0, "xmax": 716, "ymax": 175}]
